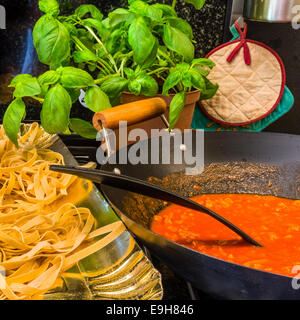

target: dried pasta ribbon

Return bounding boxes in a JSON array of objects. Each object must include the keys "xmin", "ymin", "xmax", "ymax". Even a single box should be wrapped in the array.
[{"xmin": 0, "ymin": 123, "xmax": 127, "ymax": 300}]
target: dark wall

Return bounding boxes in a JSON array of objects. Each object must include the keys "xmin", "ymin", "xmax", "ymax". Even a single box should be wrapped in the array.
[
  {"xmin": 246, "ymin": 21, "xmax": 300, "ymax": 135},
  {"xmin": 199, "ymin": 18, "xmax": 300, "ymax": 135}
]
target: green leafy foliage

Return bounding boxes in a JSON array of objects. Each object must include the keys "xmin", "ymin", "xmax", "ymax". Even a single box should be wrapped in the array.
[
  {"xmin": 128, "ymin": 17, "xmax": 156, "ymax": 66},
  {"xmin": 108, "ymin": 9, "xmax": 134, "ymax": 27},
  {"xmin": 40, "ymin": 84, "xmax": 72, "ymax": 134},
  {"xmin": 167, "ymin": 17, "xmax": 193, "ymax": 40},
  {"xmin": 128, "ymin": 73, "xmax": 158, "ymax": 96},
  {"xmin": 192, "ymin": 58, "xmax": 215, "ymax": 68},
  {"xmin": 85, "ymin": 86, "xmax": 111, "ymax": 112},
  {"xmin": 183, "ymin": 0, "xmax": 206, "ymax": 10},
  {"xmin": 72, "ymin": 50, "xmax": 99, "ymax": 63},
  {"xmin": 3, "ymin": 99, "xmax": 26, "ymax": 146},
  {"xmin": 81, "ymin": 18, "xmax": 109, "ymax": 40},
  {"xmin": 66, "ymin": 88, "xmax": 81, "ymax": 103},
  {"xmin": 33, "ymin": 15, "xmax": 70, "ymax": 67},
  {"xmin": 60, "ymin": 67, "xmax": 94, "ymax": 88},
  {"xmin": 129, "ymin": 1, "xmax": 163, "ymax": 21},
  {"xmin": 200, "ymin": 78, "xmax": 219, "ymax": 100},
  {"xmin": 9, "ymin": 74, "xmax": 33, "ymax": 87},
  {"xmin": 152, "ymin": 4, "xmax": 177, "ymax": 17},
  {"xmin": 169, "ymin": 91, "xmax": 186, "ymax": 130},
  {"xmin": 75, "ymin": 4, "xmax": 103, "ymax": 21},
  {"xmin": 105, "ymin": 29, "xmax": 126, "ymax": 55},
  {"xmin": 69, "ymin": 118, "xmax": 98, "ymax": 139},
  {"xmin": 4, "ymin": 0, "xmax": 217, "ymax": 144},
  {"xmin": 100, "ymin": 77, "xmax": 129, "ymax": 98},
  {"xmin": 39, "ymin": 0, "xmax": 60, "ymax": 17},
  {"xmin": 142, "ymin": 38, "xmax": 158, "ymax": 69},
  {"xmin": 38, "ymin": 71, "xmax": 60, "ymax": 86},
  {"xmin": 13, "ymin": 77, "xmax": 41, "ymax": 98},
  {"xmin": 162, "ymin": 70, "xmax": 181, "ymax": 96},
  {"xmin": 190, "ymin": 69, "xmax": 206, "ymax": 90},
  {"xmin": 163, "ymin": 24, "xmax": 194, "ymax": 62}
]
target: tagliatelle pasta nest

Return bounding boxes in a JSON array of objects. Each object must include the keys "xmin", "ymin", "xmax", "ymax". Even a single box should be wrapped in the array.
[{"xmin": 0, "ymin": 123, "xmax": 125, "ymax": 300}]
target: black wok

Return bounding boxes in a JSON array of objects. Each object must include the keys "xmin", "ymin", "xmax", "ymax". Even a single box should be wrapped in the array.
[{"xmin": 100, "ymin": 131, "xmax": 300, "ymax": 300}]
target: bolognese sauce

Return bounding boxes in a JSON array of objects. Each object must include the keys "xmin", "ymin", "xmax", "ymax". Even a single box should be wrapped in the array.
[{"xmin": 151, "ymin": 194, "xmax": 300, "ymax": 277}]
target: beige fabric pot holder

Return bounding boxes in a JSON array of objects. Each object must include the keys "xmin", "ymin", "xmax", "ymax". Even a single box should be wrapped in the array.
[{"xmin": 200, "ymin": 24, "xmax": 286, "ymax": 126}]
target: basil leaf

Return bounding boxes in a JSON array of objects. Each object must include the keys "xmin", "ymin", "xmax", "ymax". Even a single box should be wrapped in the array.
[
  {"xmin": 124, "ymin": 68, "xmax": 135, "ymax": 80},
  {"xmin": 139, "ymin": 75, "xmax": 158, "ymax": 96},
  {"xmin": 162, "ymin": 70, "xmax": 181, "ymax": 96},
  {"xmin": 183, "ymin": 0, "xmax": 206, "ymax": 10},
  {"xmin": 62, "ymin": 21, "xmax": 78, "ymax": 36},
  {"xmin": 38, "ymin": 71, "xmax": 60, "ymax": 86},
  {"xmin": 108, "ymin": 8, "xmax": 134, "ymax": 27},
  {"xmin": 152, "ymin": 4, "xmax": 177, "ymax": 17},
  {"xmin": 168, "ymin": 17, "xmax": 193, "ymax": 40},
  {"xmin": 72, "ymin": 50, "xmax": 98, "ymax": 63},
  {"xmin": 60, "ymin": 67, "xmax": 94, "ymax": 88},
  {"xmin": 3, "ymin": 99, "xmax": 26, "ymax": 146},
  {"xmin": 88, "ymin": 64, "xmax": 97, "ymax": 72},
  {"xmin": 128, "ymin": 17, "xmax": 156, "ymax": 66},
  {"xmin": 192, "ymin": 58, "xmax": 215, "ymax": 69},
  {"xmin": 128, "ymin": 0, "xmax": 152, "ymax": 4},
  {"xmin": 129, "ymin": 1, "xmax": 163, "ymax": 21},
  {"xmin": 13, "ymin": 77, "xmax": 41, "ymax": 98},
  {"xmin": 39, "ymin": 0, "xmax": 59, "ymax": 17},
  {"xmin": 192, "ymin": 65, "xmax": 210, "ymax": 77},
  {"xmin": 33, "ymin": 15, "xmax": 70, "ymax": 67},
  {"xmin": 69, "ymin": 118, "xmax": 98, "ymax": 139},
  {"xmin": 81, "ymin": 19, "xmax": 109, "ymax": 40},
  {"xmin": 176, "ymin": 63, "xmax": 190, "ymax": 72},
  {"xmin": 40, "ymin": 85, "xmax": 49, "ymax": 98},
  {"xmin": 200, "ymin": 79, "xmax": 219, "ymax": 100},
  {"xmin": 110, "ymin": 95, "xmax": 121, "ymax": 107},
  {"xmin": 102, "ymin": 17, "xmax": 110, "ymax": 29},
  {"xmin": 128, "ymin": 74, "xmax": 158, "ymax": 97},
  {"xmin": 169, "ymin": 91, "xmax": 186, "ymax": 130},
  {"xmin": 9, "ymin": 74, "xmax": 33, "ymax": 87},
  {"xmin": 100, "ymin": 77, "xmax": 128, "ymax": 98},
  {"xmin": 142, "ymin": 38, "xmax": 158, "ymax": 69},
  {"xmin": 128, "ymin": 80, "xmax": 142, "ymax": 95},
  {"xmin": 105, "ymin": 29, "xmax": 125, "ymax": 55},
  {"xmin": 93, "ymin": 44, "xmax": 106, "ymax": 58},
  {"xmin": 85, "ymin": 86, "xmax": 111, "ymax": 112},
  {"xmin": 75, "ymin": 4, "xmax": 103, "ymax": 21},
  {"xmin": 190, "ymin": 69, "xmax": 206, "ymax": 90},
  {"xmin": 163, "ymin": 24, "xmax": 194, "ymax": 62},
  {"xmin": 182, "ymin": 71, "xmax": 192, "ymax": 87},
  {"xmin": 66, "ymin": 88, "xmax": 80, "ymax": 103},
  {"xmin": 40, "ymin": 84, "xmax": 72, "ymax": 134}
]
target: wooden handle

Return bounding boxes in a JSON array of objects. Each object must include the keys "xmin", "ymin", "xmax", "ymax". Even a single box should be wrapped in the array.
[{"xmin": 92, "ymin": 98, "xmax": 167, "ymax": 131}]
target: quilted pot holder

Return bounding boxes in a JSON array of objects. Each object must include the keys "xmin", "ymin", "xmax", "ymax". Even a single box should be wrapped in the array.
[{"xmin": 192, "ymin": 22, "xmax": 294, "ymax": 132}]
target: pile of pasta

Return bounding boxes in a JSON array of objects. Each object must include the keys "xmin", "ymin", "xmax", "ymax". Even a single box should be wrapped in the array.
[{"xmin": 0, "ymin": 123, "xmax": 125, "ymax": 300}]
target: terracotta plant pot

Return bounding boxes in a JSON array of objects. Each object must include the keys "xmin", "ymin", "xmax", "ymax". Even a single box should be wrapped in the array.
[
  {"xmin": 120, "ymin": 90, "xmax": 201, "ymax": 132},
  {"xmin": 93, "ymin": 91, "xmax": 201, "ymax": 150}
]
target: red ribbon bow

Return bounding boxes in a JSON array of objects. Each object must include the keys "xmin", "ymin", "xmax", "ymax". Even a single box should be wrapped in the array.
[{"xmin": 227, "ymin": 22, "xmax": 251, "ymax": 65}]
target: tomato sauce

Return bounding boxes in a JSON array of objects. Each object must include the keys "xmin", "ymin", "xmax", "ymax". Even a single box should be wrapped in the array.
[{"xmin": 151, "ymin": 194, "xmax": 300, "ymax": 277}]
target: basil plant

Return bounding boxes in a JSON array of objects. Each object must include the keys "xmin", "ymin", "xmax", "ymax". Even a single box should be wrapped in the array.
[{"xmin": 4, "ymin": 0, "xmax": 218, "ymax": 146}]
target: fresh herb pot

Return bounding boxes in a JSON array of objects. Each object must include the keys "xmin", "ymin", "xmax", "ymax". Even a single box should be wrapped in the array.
[{"xmin": 4, "ymin": 0, "xmax": 218, "ymax": 145}]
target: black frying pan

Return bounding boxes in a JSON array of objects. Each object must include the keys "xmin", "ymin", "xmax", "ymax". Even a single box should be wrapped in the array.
[{"xmin": 100, "ymin": 131, "xmax": 300, "ymax": 300}]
